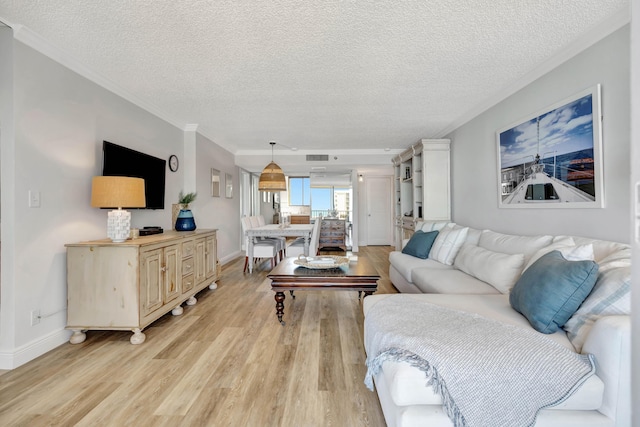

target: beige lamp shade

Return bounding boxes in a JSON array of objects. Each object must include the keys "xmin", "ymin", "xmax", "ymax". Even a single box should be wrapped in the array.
[
  {"xmin": 91, "ymin": 176, "xmax": 146, "ymax": 208},
  {"xmin": 258, "ymin": 161, "xmax": 286, "ymax": 191}
]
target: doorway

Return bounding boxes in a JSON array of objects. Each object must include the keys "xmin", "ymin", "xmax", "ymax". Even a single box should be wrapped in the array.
[{"xmin": 364, "ymin": 176, "xmax": 393, "ymax": 245}]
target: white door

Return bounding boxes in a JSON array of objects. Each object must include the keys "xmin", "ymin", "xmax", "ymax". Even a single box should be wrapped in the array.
[{"xmin": 366, "ymin": 176, "xmax": 393, "ymax": 245}]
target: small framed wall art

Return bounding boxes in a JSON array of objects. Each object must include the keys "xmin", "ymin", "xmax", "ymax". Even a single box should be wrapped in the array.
[
  {"xmin": 225, "ymin": 173, "xmax": 233, "ymax": 198},
  {"xmin": 211, "ymin": 169, "xmax": 221, "ymax": 197}
]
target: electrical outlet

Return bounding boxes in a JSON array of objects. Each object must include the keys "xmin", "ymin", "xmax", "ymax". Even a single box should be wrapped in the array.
[{"xmin": 31, "ymin": 310, "xmax": 41, "ymax": 326}]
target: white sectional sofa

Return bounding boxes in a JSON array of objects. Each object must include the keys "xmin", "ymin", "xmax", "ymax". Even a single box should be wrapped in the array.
[{"xmin": 365, "ymin": 222, "xmax": 631, "ymax": 427}]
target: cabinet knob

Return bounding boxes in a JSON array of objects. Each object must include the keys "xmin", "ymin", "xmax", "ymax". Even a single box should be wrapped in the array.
[{"xmin": 161, "ymin": 266, "xmax": 167, "ymax": 272}]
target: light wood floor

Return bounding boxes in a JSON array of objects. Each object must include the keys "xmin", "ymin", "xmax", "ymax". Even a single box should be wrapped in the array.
[{"xmin": 0, "ymin": 246, "xmax": 397, "ymax": 426}]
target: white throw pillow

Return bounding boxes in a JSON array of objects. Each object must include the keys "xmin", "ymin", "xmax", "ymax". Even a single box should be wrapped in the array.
[
  {"xmin": 522, "ymin": 241, "xmax": 594, "ymax": 273},
  {"xmin": 454, "ymin": 244, "xmax": 525, "ymax": 293},
  {"xmin": 429, "ymin": 226, "xmax": 468, "ymax": 265},
  {"xmin": 521, "ymin": 237, "xmax": 575, "ymax": 272},
  {"xmin": 563, "ymin": 249, "xmax": 631, "ymax": 353},
  {"xmin": 558, "ymin": 244, "xmax": 595, "ymax": 261},
  {"xmin": 464, "ymin": 228, "xmax": 483, "ymax": 246}
]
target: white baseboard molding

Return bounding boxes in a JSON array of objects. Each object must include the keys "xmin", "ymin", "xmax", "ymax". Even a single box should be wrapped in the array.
[
  {"xmin": 220, "ymin": 250, "xmax": 242, "ymax": 266},
  {"xmin": 0, "ymin": 328, "xmax": 71, "ymax": 370}
]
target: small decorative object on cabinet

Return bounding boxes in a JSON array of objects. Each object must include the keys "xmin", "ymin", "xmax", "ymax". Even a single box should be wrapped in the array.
[
  {"xmin": 319, "ymin": 218, "xmax": 347, "ymax": 251},
  {"xmin": 175, "ymin": 191, "xmax": 197, "ymax": 231},
  {"xmin": 65, "ymin": 229, "xmax": 219, "ymax": 345}
]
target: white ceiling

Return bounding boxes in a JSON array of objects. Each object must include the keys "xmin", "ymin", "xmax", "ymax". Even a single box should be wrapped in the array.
[{"xmin": 0, "ymin": 0, "xmax": 629, "ymax": 174}]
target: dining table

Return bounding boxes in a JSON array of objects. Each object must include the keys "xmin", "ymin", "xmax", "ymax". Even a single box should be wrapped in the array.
[{"xmin": 246, "ymin": 223, "xmax": 314, "ymax": 273}]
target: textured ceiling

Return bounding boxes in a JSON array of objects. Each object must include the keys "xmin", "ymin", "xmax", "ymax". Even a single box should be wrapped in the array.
[{"xmin": 0, "ymin": 0, "xmax": 630, "ymax": 173}]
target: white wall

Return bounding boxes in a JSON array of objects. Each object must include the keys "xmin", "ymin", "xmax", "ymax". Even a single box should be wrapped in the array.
[
  {"xmin": 195, "ymin": 133, "xmax": 241, "ymax": 264},
  {"xmin": 0, "ymin": 25, "xmax": 17, "ymax": 359},
  {"xmin": 629, "ymin": 1, "xmax": 639, "ymax": 423},
  {"xmin": 0, "ymin": 39, "xmax": 240, "ymax": 368},
  {"xmin": 447, "ymin": 25, "xmax": 630, "ymax": 243}
]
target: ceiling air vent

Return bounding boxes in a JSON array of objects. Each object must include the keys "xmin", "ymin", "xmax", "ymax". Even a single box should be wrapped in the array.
[{"xmin": 306, "ymin": 154, "xmax": 329, "ymax": 161}]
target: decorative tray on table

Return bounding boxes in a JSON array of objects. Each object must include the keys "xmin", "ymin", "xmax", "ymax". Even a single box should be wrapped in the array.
[{"xmin": 294, "ymin": 255, "xmax": 349, "ymax": 269}]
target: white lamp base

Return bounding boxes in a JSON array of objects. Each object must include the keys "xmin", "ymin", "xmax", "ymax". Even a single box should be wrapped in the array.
[{"xmin": 107, "ymin": 209, "xmax": 131, "ymax": 242}]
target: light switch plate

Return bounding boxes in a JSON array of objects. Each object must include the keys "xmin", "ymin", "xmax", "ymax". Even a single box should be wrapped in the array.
[{"xmin": 29, "ymin": 190, "xmax": 41, "ymax": 208}]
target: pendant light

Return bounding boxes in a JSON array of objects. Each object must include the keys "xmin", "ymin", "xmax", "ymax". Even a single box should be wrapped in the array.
[{"xmin": 258, "ymin": 141, "xmax": 287, "ymax": 191}]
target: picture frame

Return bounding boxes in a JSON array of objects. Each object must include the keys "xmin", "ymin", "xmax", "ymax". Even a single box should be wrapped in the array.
[
  {"xmin": 225, "ymin": 173, "xmax": 233, "ymax": 198},
  {"xmin": 496, "ymin": 84, "xmax": 603, "ymax": 209},
  {"xmin": 211, "ymin": 169, "xmax": 221, "ymax": 197}
]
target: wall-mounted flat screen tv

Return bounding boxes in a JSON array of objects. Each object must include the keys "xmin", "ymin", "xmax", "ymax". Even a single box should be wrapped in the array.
[{"xmin": 102, "ymin": 141, "xmax": 166, "ymax": 209}]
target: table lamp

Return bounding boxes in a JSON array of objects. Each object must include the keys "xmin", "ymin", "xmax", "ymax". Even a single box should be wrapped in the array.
[{"xmin": 91, "ymin": 176, "xmax": 146, "ymax": 242}]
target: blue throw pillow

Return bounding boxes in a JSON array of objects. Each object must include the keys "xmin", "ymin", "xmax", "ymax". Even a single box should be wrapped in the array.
[
  {"xmin": 509, "ymin": 250, "xmax": 599, "ymax": 334},
  {"xmin": 401, "ymin": 230, "xmax": 439, "ymax": 259}
]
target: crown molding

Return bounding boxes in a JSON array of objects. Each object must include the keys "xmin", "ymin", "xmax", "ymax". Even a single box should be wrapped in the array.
[
  {"xmin": 435, "ymin": 7, "xmax": 630, "ymax": 138},
  {"xmin": 235, "ymin": 148, "xmax": 404, "ymax": 156},
  {"xmin": 11, "ymin": 24, "xmax": 187, "ymax": 131}
]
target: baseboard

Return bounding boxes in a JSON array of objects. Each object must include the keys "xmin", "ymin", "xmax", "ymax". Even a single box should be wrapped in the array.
[
  {"xmin": 220, "ymin": 250, "xmax": 242, "ymax": 266},
  {"xmin": 0, "ymin": 328, "xmax": 71, "ymax": 370}
]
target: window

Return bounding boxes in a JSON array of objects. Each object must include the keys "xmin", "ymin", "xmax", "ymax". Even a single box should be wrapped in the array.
[
  {"xmin": 288, "ymin": 177, "xmax": 310, "ymax": 205},
  {"xmin": 311, "ymin": 187, "xmax": 332, "ymax": 211}
]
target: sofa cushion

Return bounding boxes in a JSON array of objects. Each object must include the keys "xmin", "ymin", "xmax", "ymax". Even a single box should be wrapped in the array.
[
  {"xmin": 571, "ymin": 236, "xmax": 630, "ymax": 263},
  {"xmin": 412, "ymin": 268, "xmax": 500, "ymax": 294},
  {"xmin": 523, "ymin": 241, "xmax": 594, "ymax": 273},
  {"xmin": 389, "ymin": 251, "xmax": 452, "ymax": 283},
  {"xmin": 510, "ymin": 251, "xmax": 599, "ymax": 334},
  {"xmin": 453, "ymin": 244, "xmax": 524, "ymax": 293},
  {"xmin": 401, "ymin": 230, "xmax": 439, "ymax": 259},
  {"xmin": 378, "ymin": 358, "xmax": 604, "ymax": 409},
  {"xmin": 363, "ymin": 294, "xmax": 603, "ymax": 409},
  {"xmin": 479, "ymin": 230, "xmax": 553, "ymax": 263},
  {"xmin": 564, "ymin": 248, "xmax": 631, "ymax": 352},
  {"xmin": 429, "ymin": 226, "xmax": 468, "ymax": 265}
]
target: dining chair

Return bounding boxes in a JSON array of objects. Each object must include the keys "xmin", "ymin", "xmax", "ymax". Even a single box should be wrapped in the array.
[
  {"xmin": 253, "ymin": 215, "xmax": 286, "ymax": 259},
  {"xmin": 241, "ymin": 216, "xmax": 278, "ymax": 272},
  {"xmin": 286, "ymin": 218, "xmax": 321, "ymax": 258}
]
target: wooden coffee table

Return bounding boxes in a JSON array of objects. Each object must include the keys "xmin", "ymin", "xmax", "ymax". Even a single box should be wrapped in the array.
[{"xmin": 267, "ymin": 256, "xmax": 380, "ymax": 325}]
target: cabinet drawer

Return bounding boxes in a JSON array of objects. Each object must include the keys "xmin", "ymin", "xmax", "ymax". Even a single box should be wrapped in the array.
[
  {"xmin": 182, "ymin": 273, "xmax": 195, "ymax": 293},
  {"xmin": 182, "ymin": 257, "xmax": 194, "ymax": 276},
  {"xmin": 320, "ymin": 238, "xmax": 345, "ymax": 244},
  {"xmin": 182, "ymin": 240, "xmax": 195, "ymax": 257}
]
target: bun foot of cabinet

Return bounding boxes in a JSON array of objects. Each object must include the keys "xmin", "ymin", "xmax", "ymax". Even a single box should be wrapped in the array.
[
  {"xmin": 130, "ymin": 328, "xmax": 146, "ymax": 345},
  {"xmin": 186, "ymin": 296, "xmax": 197, "ymax": 306},
  {"xmin": 69, "ymin": 330, "xmax": 86, "ymax": 344},
  {"xmin": 209, "ymin": 281, "xmax": 218, "ymax": 290},
  {"xmin": 171, "ymin": 305, "xmax": 184, "ymax": 316}
]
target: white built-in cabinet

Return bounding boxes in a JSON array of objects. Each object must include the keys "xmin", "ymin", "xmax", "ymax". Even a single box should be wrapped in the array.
[
  {"xmin": 392, "ymin": 139, "xmax": 451, "ymax": 249},
  {"xmin": 66, "ymin": 229, "xmax": 219, "ymax": 345}
]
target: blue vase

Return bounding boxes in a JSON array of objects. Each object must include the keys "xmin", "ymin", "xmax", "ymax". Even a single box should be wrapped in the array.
[{"xmin": 175, "ymin": 209, "xmax": 196, "ymax": 231}]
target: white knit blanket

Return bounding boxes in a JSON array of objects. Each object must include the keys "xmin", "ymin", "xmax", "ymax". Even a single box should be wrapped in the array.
[{"xmin": 364, "ymin": 295, "xmax": 595, "ymax": 427}]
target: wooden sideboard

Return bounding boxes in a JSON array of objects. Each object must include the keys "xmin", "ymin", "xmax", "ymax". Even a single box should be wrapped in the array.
[{"xmin": 66, "ymin": 229, "xmax": 219, "ymax": 344}]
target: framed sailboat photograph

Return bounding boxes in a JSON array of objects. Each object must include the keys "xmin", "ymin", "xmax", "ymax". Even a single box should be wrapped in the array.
[{"xmin": 496, "ymin": 84, "xmax": 603, "ymax": 209}]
